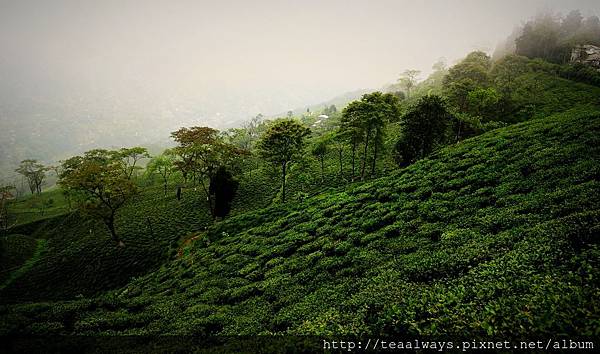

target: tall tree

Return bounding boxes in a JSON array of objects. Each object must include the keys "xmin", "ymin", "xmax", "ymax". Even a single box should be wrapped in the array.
[
  {"xmin": 311, "ymin": 138, "xmax": 328, "ymax": 184},
  {"xmin": 340, "ymin": 106, "xmax": 363, "ymax": 181},
  {"xmin": 116, "ymin": 147, "xmax": 150, "ymax": 180},
  {"xmin": 340, "ymin": 92, "xmax": 401, "ymax": 180},
  {"xmin": 397, "ymin": 69, "xmax": 421, "ymax": 98},
  {"xmin": 59, "ymin": 149, "xmax": 137, "ymax": 246},
  {"xmin": 15, "ymin": 159, "xmax": 46, "ymax": 195},
  {"xmin": 395, "ymin": 95, "xmax": 451, "ymax": 166},
  {"xmin": 146, "ymin": 149, "xmax": 176, "ymax": 196},
  {"xmin": 258, "ymin": 119, "xmax": 310, "ymax": 203},
  {"xmin": 209, "ymin": 166, "xmax": 239, "ymax": 219},
  {"xmin": 171, "ymin": 127, "xmax": 243, "ymax": 217},
  {"xmin": 442, "ymin": 51, "xmax": 492, "ymax": 141}
]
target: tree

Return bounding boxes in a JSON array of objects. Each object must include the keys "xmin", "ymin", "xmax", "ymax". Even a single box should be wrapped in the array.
[
  {"xmin": 171, "ymin": 127, "xmax": 244, "ymax": 217},
  {"xmin": 258, "ymin": 119, "xmax": 310, "ymax": 203},
  {"xmin": 15, "ymin": 159, "xmax": 46, "ymax": 195},
  {"xmin": 243, "ymin": 114, "xmax": 264, "ymax": 140},
  {"xmin": 561, "ymin": 10, "xmax": 583, "ymax": 38},
  {"xmin": 146, "ymin": 150, "xmax": 176, "ymax": 196},
  {"xmin": 225, "ymin": 128, "xmax": 253, "ymax": 151},
  {"xmin": 490, "ymin": 54, "xmax": 531, "ymax": 95},
  {"xmin": 58, "ymin": 149, "xmax": 137, "ymax": 246},
  {"xmin": 116, "ymin": 147, "xmax": 150, "ymax": 180},
  {"xmin": 209, "ymin": 166, "xmax": 239, "ymax": 219},
  {"xmin": 397, "ymin": 69, "xmax": 421, "ymax": 98},
  {"xmin": 466, "ymin": 87, "xmax": 502, "ymax": 122},
  {"xmin": 340, "ymin": 92, "xmax": 401, "ymax": 180},
  {"xmin": 326, "ymin": 132, "xmax": 346, "ymax": 181},
  {"xmin": 311, "ymin": 138, "xmax": 328, "ymax": 183},
  {"xmin": 340, "ymin": 106, "xmax": 363, "ymax": 180},
  {"xmin": 442, "ymin": 51, "xmax": 492, "ymax": 140},
  {"xmin": 395, "ymin": 95, "xmax": 451, "ymax": 166},
  {"xmin": 323, "ymin": 105, "xmax": 337, "ymax": 116},
  {"xmin": 515, "ymin": 14, "xmax": 562, "ymax": 62}
]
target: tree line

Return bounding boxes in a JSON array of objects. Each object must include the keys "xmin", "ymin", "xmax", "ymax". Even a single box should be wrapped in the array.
[{"xmin": 4, "ymin": 9, "xmax": 600, "ymax": 246}]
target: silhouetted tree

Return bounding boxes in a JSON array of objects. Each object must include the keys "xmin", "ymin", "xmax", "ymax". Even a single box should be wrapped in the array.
[
  {"xmin": 397, "ymin": 69, "xmax": 421, "ymax": 98},
  {"xmin": 209, "ymin": 166, "xmax": 239, "ymax": 219},
  {"xmin": 15, "ymin": 159, "xmax": 46, "ymax": 195}
]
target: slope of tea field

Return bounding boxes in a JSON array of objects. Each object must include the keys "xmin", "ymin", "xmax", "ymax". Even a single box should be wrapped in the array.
[{"xmin": 2, "ymin": 106, "xmax": 599, "ymax": 337}]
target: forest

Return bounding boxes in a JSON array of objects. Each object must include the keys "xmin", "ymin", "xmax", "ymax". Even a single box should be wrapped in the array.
[{"xmin": 1, "ymin": 4, "xmax": 600, "ymax": 353}]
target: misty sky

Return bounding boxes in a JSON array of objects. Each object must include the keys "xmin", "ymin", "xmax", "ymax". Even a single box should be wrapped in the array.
[{"xmin": 1, "ymin": 0, "xmax": 599, "ymax": 162}]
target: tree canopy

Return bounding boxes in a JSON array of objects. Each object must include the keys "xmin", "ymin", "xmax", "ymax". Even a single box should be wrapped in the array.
[
  {"xmin": 58, "ymin": 149, "xmax": 137, "ymax": 246},
  {"xmin": 258, "ymin": 119, "xmax": 310, "ymax": 203}
]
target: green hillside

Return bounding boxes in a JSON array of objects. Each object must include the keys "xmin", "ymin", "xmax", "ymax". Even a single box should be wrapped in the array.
[
  {"xmin": 0, "ymin": 186, "xmax": 213, "ymax": 303},
  {"xmin": 2, "ymin": 105, "xmax": 598, "ymax": 337},
  {"xmin": 0, "ymin": 234, "xmax": 42, "ymax": 284}
]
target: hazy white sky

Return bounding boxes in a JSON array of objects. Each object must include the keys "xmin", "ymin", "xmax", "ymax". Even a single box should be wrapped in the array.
[{"xmin": 1, "ymin": 0, "xmax": 599, "ymax": 137}]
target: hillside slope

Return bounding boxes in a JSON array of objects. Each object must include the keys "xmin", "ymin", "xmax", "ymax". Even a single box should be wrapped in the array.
[{"xmin": 2, "ymin": 106, "xmax": 599, "ymax": 337}]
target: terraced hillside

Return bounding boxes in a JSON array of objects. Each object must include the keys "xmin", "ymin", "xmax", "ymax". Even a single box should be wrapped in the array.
[
  {"xmin": 0, "ymin": 186, "xmax": 215, "ymax": 303},
  {"xmin": 0, "ymin": 234, "xmax": 43, "ymax": 284},
  {"xmin": 2, "ymin": 106, "xmax": 598, "ymax": 337}
]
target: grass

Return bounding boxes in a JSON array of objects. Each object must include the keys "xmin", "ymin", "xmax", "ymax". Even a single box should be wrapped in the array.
[
  {"xmin": 7, "ymin": 188, "xmax": 70, "ymax": 226},
  {"xmin": 1, "ymin": 105, "xmax": 598, "ymax": 337}
]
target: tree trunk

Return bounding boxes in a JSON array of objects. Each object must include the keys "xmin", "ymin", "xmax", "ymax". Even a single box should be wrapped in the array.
[
  {"xmin": 105, "ymin": 213, "xmax": 124, "ymax": 247},
  {"xmin": 199, "ymin": 177, "xmax": 215, "ymax": 218},
  {"xmin": 371, "ymin": 136, "xmax": 379, "ymax": 177},
  {"xmin": 361, "ymin": 129, "xmax": 370, "ymax": 181},
  {"xmin": 281, "ymin": 161, "xmax": 287, "ymax": 203},
  {"xmin": 146, "ymin": 217, "xmax": 154, "ymax": 236}
]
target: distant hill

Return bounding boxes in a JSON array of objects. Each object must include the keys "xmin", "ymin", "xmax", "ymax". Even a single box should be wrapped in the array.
[{"xmin": 272, "ymin": 89, "xmax": 371, "ymax": 118}]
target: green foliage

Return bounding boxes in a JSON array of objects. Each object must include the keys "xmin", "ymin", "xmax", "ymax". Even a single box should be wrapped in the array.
[
  {"xmin": 15, "ymin": 159, "xmax": 46, "ymax": 195},
  {"xmin": 59, "ymin": 149, "xmax": 138, "ymax": 245},
  {"xmin": 397, "ymin": 69, "xmax": 421, "ymax": 98},
  {"xmin": 146, "ymin": 150, "xmax": 176, "ymax": 196},
  {"xmin": 258, "ymin": 119, "xmax": 311, "ymax": 203},
  {"xmin": 340, "ymin": 92, "xmax": 401, "ymax": 180},
  {"xmin": 394, "ymin": 95, "xmax": 451, "ymax": 166},
  {"xmin": 3, "ymin": 107, "xmax": 599, "ymax": 337},
  {"xmin": 170, "ymin": 126, "xmax": 246, "ymax": 217}
]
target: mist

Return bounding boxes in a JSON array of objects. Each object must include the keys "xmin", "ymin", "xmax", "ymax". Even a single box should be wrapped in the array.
[{"xmin": 1, "ymin": 0, "xmax": 600, "ymax": 171}]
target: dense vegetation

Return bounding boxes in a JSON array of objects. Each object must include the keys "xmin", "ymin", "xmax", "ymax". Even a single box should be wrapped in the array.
[
  {"xmin": 1, "ymin": 105, "xmax": 599, "ymax": 337},
  {"xmin": 2, "ymin": 12, "xmax": 600, "ymax": 341}
]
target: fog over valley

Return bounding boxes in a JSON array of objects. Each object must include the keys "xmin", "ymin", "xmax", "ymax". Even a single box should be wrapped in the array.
[{"xmin": 1, "ymin": 0, "xmax": 599, "ymax": 178}]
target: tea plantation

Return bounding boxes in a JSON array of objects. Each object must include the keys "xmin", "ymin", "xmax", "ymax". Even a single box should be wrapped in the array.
[
  {"xmin": 2, "ymin": 105, "xmax": 598, "ymax": 337},
  {"xmin": 0, "ymin": 180, "xmax": 276, "ymax": 303}
]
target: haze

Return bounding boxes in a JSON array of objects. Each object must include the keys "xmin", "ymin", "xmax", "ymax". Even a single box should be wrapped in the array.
[{"xmin": 1, "ymin": 0, "xmax": 599, "ymax": 173}]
